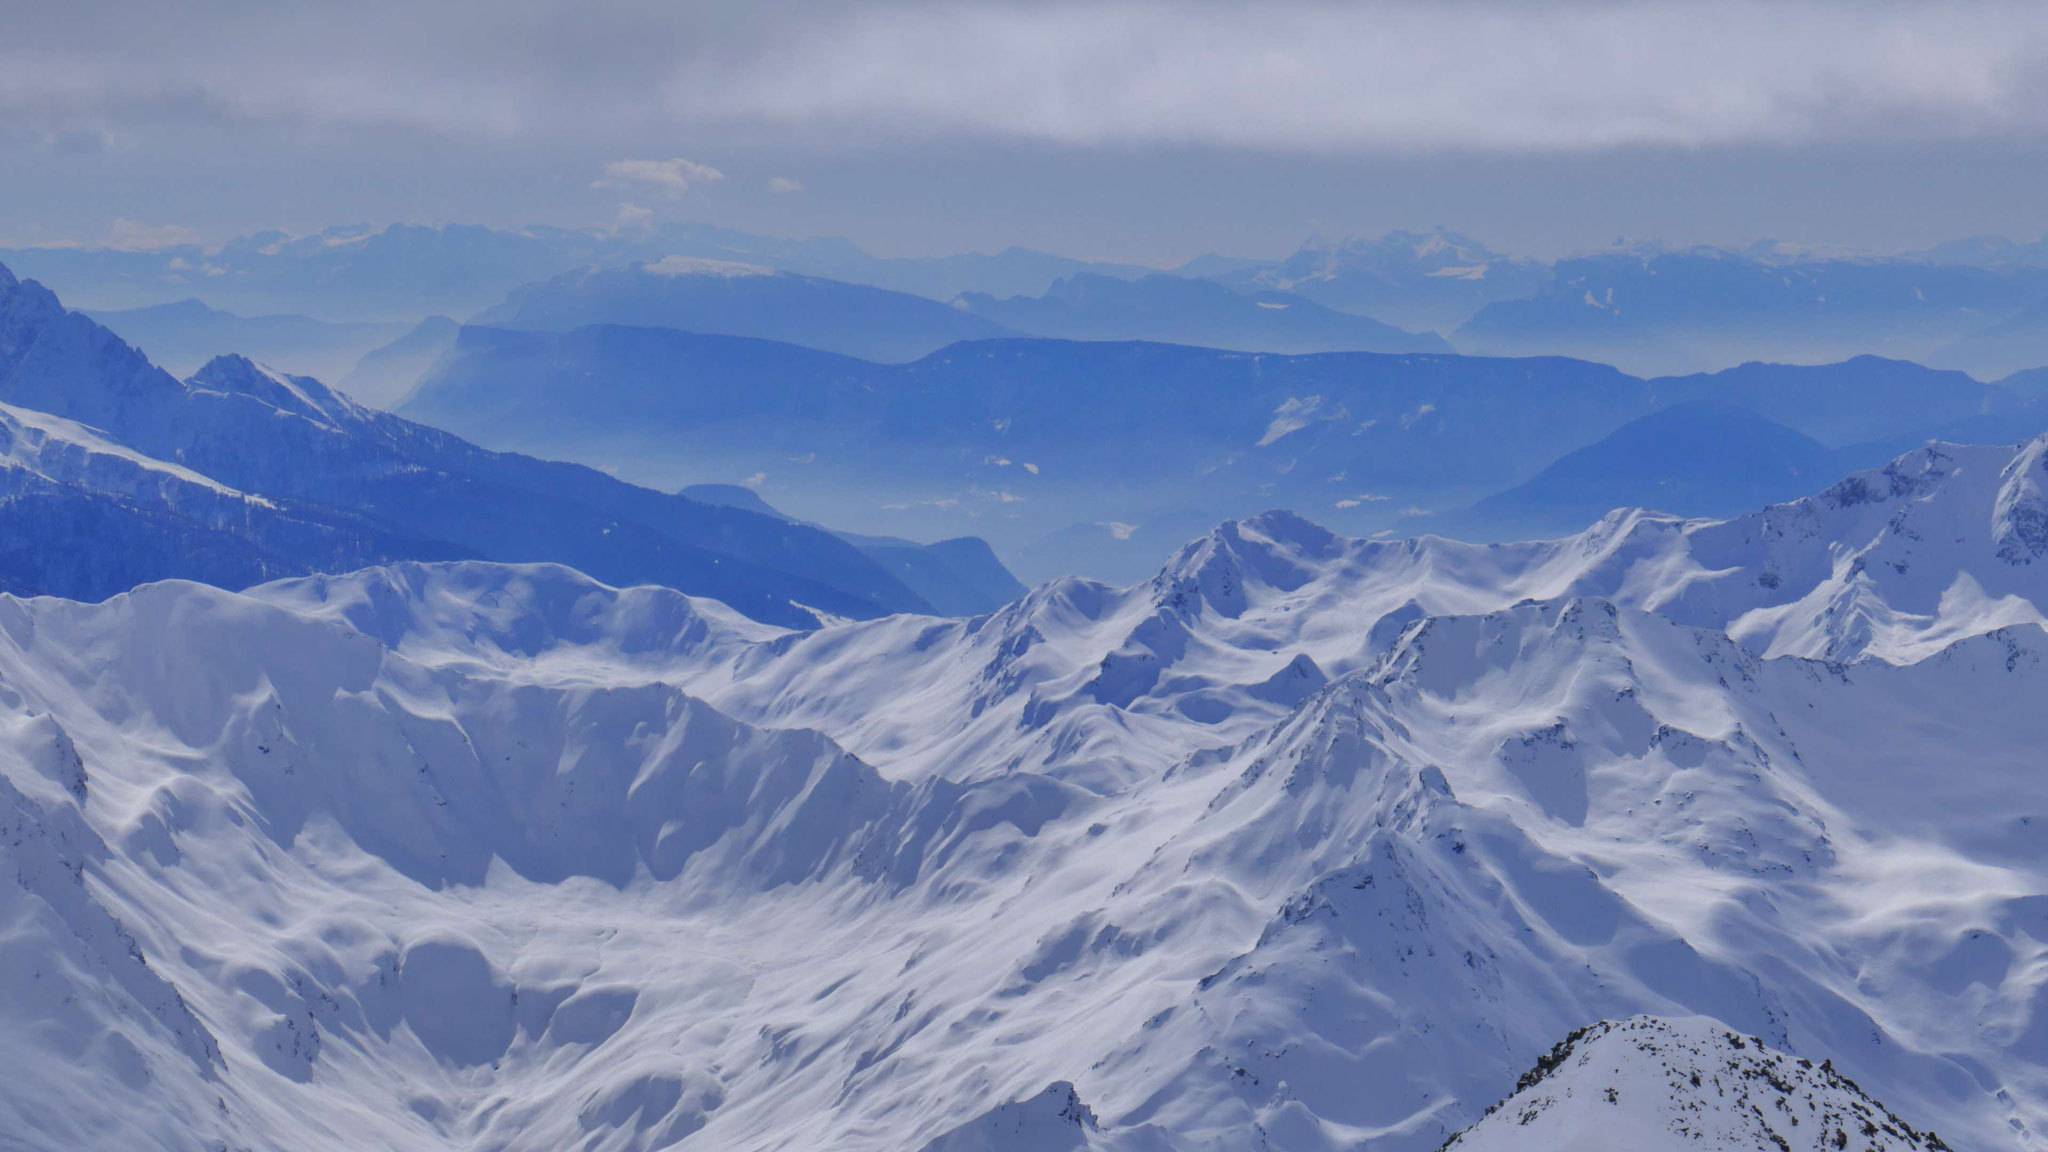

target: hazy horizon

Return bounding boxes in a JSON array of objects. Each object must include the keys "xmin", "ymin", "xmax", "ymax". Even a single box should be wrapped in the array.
[{"xmin": 12, "ymin": 1, "xmax": 2048, "ymax": 265}]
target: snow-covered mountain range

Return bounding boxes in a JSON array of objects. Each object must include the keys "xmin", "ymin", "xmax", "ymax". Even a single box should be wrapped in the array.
[{"xmin": 3, "ymin": 416, "xmax": 2046, "ymax": 1148}]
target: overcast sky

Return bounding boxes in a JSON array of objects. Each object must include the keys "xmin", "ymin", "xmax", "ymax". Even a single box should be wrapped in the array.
[{"xmin": 7, "ymin": 0, "xmax": 2048, "ymax": 263}]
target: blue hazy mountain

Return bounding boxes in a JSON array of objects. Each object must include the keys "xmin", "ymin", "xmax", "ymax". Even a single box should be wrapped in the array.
[
  {"xmin": 1200, "ymin": 229, "xmax": 1552, "ymax": 333},
  {"xmin": 1998, "ymin": 367, "xmax": 2048, "ymax": 400},
  {"xmin": 679, "ymin": 483, "xmax": 1027, "ymax": 615},
  {"xmin": 83, "ymin": 298, "xmax": 409, "ymax": 382},
  {"xmin": 954, "ymin": 272, "xmax": 1452, "ymax": 354},
  {"xmin": 471, "ymin": 260, "xmax": 1018, "ymax": 362},
  {"xmin": 337, "ymin": 314, "xmax": 460, "ymax": 408},
  {"xmin": 0, "ymin": 262, "xmax": 935, "ymax": 626},
  {"xmin": 1649, "ymin": 354, "xmax": 2022, "ymax": 446},
  {"xmin": 1906, "ymin": 234, "xmax": 2048, "ymax": 268},
  {"xmin": 1930, "ymin": 296, "xmax": 2048, "ymax": 381},
  {"xmin": 1421, "ymin": 402, "xmax": 1843, "ymax": 540},
  {"xmin": 1456, "ymin": 248, "xmax": 2048, "ymax": 376},
  {"xmin": 403, "ymin": 329, "xmax": 1646, "ymax": 492},
  {"xmin": 401, "ymin": 321, "xmax": 2044, "ymax": 580}
]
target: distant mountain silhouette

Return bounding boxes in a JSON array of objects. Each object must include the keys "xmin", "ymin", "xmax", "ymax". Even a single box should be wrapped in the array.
[
  {"xmin": 339, "ymin": 314, "xmax": 459, "ymax": 408},
  {"xmin": 85, "ymin": 298, "xmax": 406, "ymax": 382},
  {"xmin": 403, "ymin": 323, "xmax": 2048, "ymax": 579},
  {"xmin": 0, "ymin": 222, "xmax": 1156, "ymax": 321},
  {"xmin": 1423, "ymin": 402, "xmax": 1841, "ymax": 540},
  {"xmin": 1931, "ymin": 296, "xmax": 2048, "ymax": 381},
  {"xmin": 956, "ymin": 272, "xmax": 1450, "ymax": 354},
  {"xmin": 472, "ymin": 260, "xmax": 1017, "ymax": 362},
  {"xmin": 1457, "ymin": 248, "xmax": 2048, "ymax": 376},
  {"xmin": 1201, "ymin": 229, "xmax": 1549, "ymax": 332},
  {"xmin": 679, "ymin": 483, "xmax": 1026, "ymax": 614}
]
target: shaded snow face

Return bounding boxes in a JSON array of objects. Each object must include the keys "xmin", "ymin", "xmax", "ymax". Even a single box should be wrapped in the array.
[{"xmin": 4, "ymin": 440, "xmax": 2048, "ymax": 1151}]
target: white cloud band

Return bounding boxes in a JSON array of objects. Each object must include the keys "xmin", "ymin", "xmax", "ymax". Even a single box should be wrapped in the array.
[
  {"xmin": 667, "ymin": 1, "xmax": 2048, "ymax": 152},
  {"xmin": 8, "ymin": 1, "xmax": 2048, "ymax": 155}
]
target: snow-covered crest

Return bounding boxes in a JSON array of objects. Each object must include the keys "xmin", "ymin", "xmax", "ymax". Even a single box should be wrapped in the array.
[{"xmin": 0, "ymin": 534, "xmax": 2042, "ymax": 1148}]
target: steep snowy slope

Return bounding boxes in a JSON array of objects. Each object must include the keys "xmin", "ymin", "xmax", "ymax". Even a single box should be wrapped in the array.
[
  {"xmin": 558, "ymin": 434, "xmax": 2045, "ymax": 796},
  {"xmin": 3, "ymin": 435, "xmax": 2047, "ymax": 1150},
  {"xmin": 1444, "ymin": 1017, "xmax": 1952, "ymax": 1151},
  {"xmin": 4, "ymin": 564, "xmax": 2044, "ymax": 1150},
  {"xmin": 0, "ymin": 396, "xmax": 471, "ymax": 599}
]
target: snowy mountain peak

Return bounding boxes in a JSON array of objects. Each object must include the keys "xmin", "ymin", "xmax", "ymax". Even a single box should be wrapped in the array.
[
  {"xmin": 0, "ymin": 264, "xmax": 193, "ymax": 450},
  {"xmin": 1445, "ymin": 1016, "xmax": 1954, "ymax": 1152},
  {"xmin": 247, "ymin": 560, "xmax": 783, "ymax": 667},
  {"xmin": 186, "ymin": 353, "xmax": 365, "ymax": 430},
  {"xmin": 1150, "ymin": 510, "xmax": 1338, "ymax": 618}
]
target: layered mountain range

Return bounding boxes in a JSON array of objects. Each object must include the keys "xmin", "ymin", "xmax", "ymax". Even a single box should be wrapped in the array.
[
  {"xmin": 2, "ymin": 387, "xmax": 2045, "ymax": 1147},
  {"xmin": 4, "ymin": 230, "xmax": 2048, "ymax": 1150},
  {"xmin": 399, "ymin": 311, "xmax": 2048, "ymax": 581},
  {"xmin": 0, "ymin": 261, "xmax": 1024, "ymax": 624},
  {"xmin": 26, "ymin": 223, "xmax": 2048, "ymax": 388}
]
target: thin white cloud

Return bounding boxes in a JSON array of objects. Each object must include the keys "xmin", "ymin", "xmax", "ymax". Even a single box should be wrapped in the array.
[
  {"xmin": 767, "ymin": 175, "xmax": 803, "ymax": 194},
  {"xmin": 593, "ymin": 157, "xmax": 724, "ymax": 197}
]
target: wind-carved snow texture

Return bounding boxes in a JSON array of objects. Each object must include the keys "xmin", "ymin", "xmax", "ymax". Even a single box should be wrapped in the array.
[
  {"xmin": 1443, "ymin": 1017, "xmax": 1953, "ymax": 1151},
  {"xmin": 3, "ymin": 437, "xmax": 2048, "ymax": 1149}
]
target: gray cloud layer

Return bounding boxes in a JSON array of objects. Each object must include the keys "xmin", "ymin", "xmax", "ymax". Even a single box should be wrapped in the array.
[{"xmin": 9, "ymin": 1, "xmax": 2048, "ymax": 155}]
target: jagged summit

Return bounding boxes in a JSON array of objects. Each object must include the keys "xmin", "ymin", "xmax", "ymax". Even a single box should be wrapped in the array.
[
  {"xmin": 187, "ymin": 352, "xmax": 366, "ymax": 430},
  {"xmin": 1444, "ymin": 1017, "xmax": 1953, "ymax": 1151},
  {"xmin": 0, "ymin": 487, "xmax": 2045, "ymax": 1148},
  {"xmin": 1147, "ymin": 509, "xmax": 1339, "ymax": 617},
  {"xmin": 0, "ymin": 263, "xmax": 191, "ymax": 442}
]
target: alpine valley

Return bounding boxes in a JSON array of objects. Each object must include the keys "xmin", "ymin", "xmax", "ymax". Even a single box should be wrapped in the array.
[{"xmin": 0, "ymin": 252, "xmax": 2045, "ymax": 1151}]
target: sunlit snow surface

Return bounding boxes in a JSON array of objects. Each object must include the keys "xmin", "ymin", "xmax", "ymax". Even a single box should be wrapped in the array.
[{"xmin": 4, "ymin": 438, "xmax": 2048, "ymax": 1150}]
